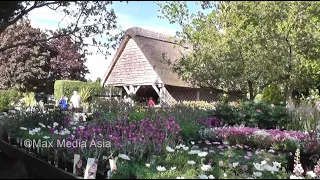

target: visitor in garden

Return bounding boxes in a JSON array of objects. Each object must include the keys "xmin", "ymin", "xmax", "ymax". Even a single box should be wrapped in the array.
[
  {"xmin": 59, "ymin": 95, "xmax": 68, "ymax": 111},
  {"xmin": 70, "ymin": 91, "xmax": 81, "ymax": 112},
  {"xmin": 148, "ymin": 97, "xmax": 155, "ymax": 107}
]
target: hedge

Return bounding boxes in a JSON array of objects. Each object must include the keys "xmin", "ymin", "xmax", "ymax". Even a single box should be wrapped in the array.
[
  {"xmin": 54, "ymin": 80, "xmax": 101, "ymax": 100},
  {"xmin": 0, "ymin": 89, "xmax": 22, "ymax": 112}
]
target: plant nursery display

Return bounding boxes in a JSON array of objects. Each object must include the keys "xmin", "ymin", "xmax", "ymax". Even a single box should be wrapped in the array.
[{"xmin": 0, "ymin": 100, "xmax": 320, "ymax": 179}]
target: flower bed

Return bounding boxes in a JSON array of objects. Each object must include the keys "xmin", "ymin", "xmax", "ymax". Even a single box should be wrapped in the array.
[
  {"xmin": 1, "ymin": 100, "xmax": 320, "ymax": 179},
  {"xmin": 0, "ymin": 109, "xmax": 182, "ymax": 179}
]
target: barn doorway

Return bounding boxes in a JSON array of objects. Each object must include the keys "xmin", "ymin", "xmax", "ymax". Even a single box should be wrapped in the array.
[{"xmin": 135, "ymin": 86, "xmax": 160, "ymax": 105}]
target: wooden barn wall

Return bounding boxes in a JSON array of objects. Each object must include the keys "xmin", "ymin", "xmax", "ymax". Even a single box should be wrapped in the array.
[
  {"xmin": 105, "ymin": 38, "xmax": 161, "ymax": 85},
  {"xmin": 164, "ymin": 86, "xmax": 243, "ymax": 103}
]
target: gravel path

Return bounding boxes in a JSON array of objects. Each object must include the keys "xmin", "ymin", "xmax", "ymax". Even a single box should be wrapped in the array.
[{"xmin": 0, "ymin": 153, "xmax": 28, "ymax": 179}]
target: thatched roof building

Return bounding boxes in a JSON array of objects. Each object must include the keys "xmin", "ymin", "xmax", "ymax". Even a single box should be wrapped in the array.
[{"xmin": 101, "ymin": 27, "xmax": 242, "ymax": 104}]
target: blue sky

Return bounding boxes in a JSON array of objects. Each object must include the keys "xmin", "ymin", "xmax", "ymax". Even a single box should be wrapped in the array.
[{"xmin": 28, "ymin": 1, "xmax": 203, "ymax": 81}]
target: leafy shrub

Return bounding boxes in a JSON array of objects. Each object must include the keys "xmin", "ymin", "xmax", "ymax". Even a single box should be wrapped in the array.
[
  {"xmin": 54, "ymin": 80, "xmax": 101, "ymax": 100},
  {"xmin": 211, "ymin": 102, "xmax": 238, "ymax": 126},
  {"xmin": 261, "ymin": 84, "xmax": 285, "ymax": 105},
  {"xmin": 211, "ymin": 101, "xmax": 289, "ymax": 129},
  {"xmin": 23, "ymin": 92, "xmax": 37, "ymax": 107},
  {"xmin": 0, "ymin": 89, "xmax": 22, "ymax": 112},
  {"xmin": 181, "ymin": 101, "xmax": 215, "ymax": 110}
]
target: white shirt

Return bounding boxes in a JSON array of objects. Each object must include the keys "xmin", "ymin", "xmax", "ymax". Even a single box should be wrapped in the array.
[{"xmin": 70, "ymin": 94, "xmax": 81, "ymax": 108}]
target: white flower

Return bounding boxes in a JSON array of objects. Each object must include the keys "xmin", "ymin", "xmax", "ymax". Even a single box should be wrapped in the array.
[
  {"xmin": 191, "ymin": 141, "xmax": 195, "ymax": 145},
  {"xmin": 156, "ymin": 166, "xmax": 166, "ymax": 172},
  {"xmin": 72, "ymin": 127, "xmax": 76, "ymax": 130},
  {"xmin": 54, "ymin": 130, "xmax": 59, "ymax": 134},
  {"xmin": 198, "ymin": 152, "xmax": 208, "ymax": 157},
  {"xmin": 171, "ymin": 167, "xmax": 176, "ymax": 170},
  {"xmin": 176, "ymin": 144, "xmax": 184, "ymax": 149},
  {"xmin": 232, "ymin": 162, "xmax": 239, "ymax": 168},
  {"xmin": 183, "ymin": 146, "xmax": 189, "ymax": 151},
  {"xmin": 145, "ymin": 163, "xmax": 150, "ymax": 168},
  {"xmin": 47, "ymin": 125, "xmax": 51, "ymax": 128},
  {"xmin": 53, "ymin": 122, "xmax": 59, "ymax": 127},
  {"xmin": 38, "ymin": 123, "xmax": 46, "ymax": 128},
  {"xmin": 290, "ymin": 175, "xmax": 304, "ymax": 179},
  {"xmin": 208, "ymin": 175, "xmax": 215, "ymax": 179},
  {"xmin": 268, "ymin": 149, "xmax": 275, "ymax": 153},
  {"xmin": 43, "ymin": 136, "xmax": 50, "ymax": 139},
  {"xmin": 261, "ymin": 160, "xmax": 267, "ymax": 165},
  {"xmin": 222, "ymin": 141, "xmax": 228, "ymax": 145},
  {"xmin": 307, "ymin": 171, "xmax": 316, "ymax": 178},
  {"xmin": 118, "ymin": 154, "xmax": 130, "ymax": 160},
  {"xmin": 20, "ymin": 127, "xmax": 27, "ymax": 130},
  {"xmin": 187, "ymin": 160, "xmax": 196, "ymax": 165},
  {"xmin": 218, "ymin": 161, "xmax": 224, "ymax": 167},
  {"xmin": 176, "ymin": 177, "xmax": 185, "ymax": 179},
  {"xmin": 188, "ymin": 150, "xmax": 201, "ymax": 155},
  {"xmin": 166, "ymin": 146, "xmax": 175, "ymax": 153},
  {"xmin": 192, "ymin": 145, "xmax": 199, "ymax": 149},
  {"xmin": 201, "ymin": 164, "xmax": 212, "ymax": 171},
  {"xmin": 273, "ymin": 161, "xmax": 281, "ymax": 167},
  {"xmin": 223, "ymin": 173, "xmax": 227, "ymax": 177},
  {"xmin": 199, "ymin": 174, "xmax": 208, "ymax": 179},
  {"xmin": 253, "ymin": 163, "xmax": 264, "ymax": 171},
  {"xmin": 253, "ymin": 172, "xmax": 262, "ymax": 177},
  {"xmin": 263, "ymin": 164, "xmax": 279, "ymax": 172}
]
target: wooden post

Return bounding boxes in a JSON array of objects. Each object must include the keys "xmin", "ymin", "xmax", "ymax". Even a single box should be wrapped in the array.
[
  {"xmin": 196, "ymin": 90, "xmax": 200, "ymax": 101},
  {"xmin": 119, "ymin": 88, "xmax": 123, "ymax": 98}
]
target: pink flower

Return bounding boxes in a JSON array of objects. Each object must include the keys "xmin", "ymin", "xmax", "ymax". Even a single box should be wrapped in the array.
[
  {"xmin": 293, "ymin": 163, "xmax": 304, "ymax": 176},
  {"xmin": 256, "ymin": 109, "xmax": 262, "ymax": 113},
  {"xmin": 244, "ymin": 155, "xmax": 250, "ymax": 159},
  {"xmin": 76, "ymin": 159, "xmax": 82, "ymax": 168},
  {"xmin": 247, "ymin": 151, "xmax": 253, "ymax": 157},
  {"xmin": 314, "ymin": 160, "xmax": 320, "ymax": 176}
]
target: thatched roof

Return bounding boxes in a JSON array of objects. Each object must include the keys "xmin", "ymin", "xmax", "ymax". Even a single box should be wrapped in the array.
[{"xmin": 101, "ymin": 27, "xmax": 195, "ymax": 87}]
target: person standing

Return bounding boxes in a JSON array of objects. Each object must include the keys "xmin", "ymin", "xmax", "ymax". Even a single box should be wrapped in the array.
[
  {"xmin": 148, "ymin": 97, "xmax": 155, "ymax": 107},
  {"xmin": 70, "ymin": 91, "xmax": 81, "ymax": 112},
  {"xmin": 59, "ymin": 95, "xmax": 68, "ymax": 111}
]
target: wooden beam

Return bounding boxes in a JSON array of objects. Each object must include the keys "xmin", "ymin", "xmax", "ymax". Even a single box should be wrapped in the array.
[
  {"xmin": 162, "ymin": 86, "xmax": 166, "ymax": 104},
  {"xmin": 129, "ymin": 85, "xmax": 134, "ymax": 94},
  {"xmin": 152, "ymin": 85, "xmax": 160, "ymax": 96},
  {"xmin": 133, "ymin": 86, "xmax": 140, "ymax": 94},
  {"xmin": 123, "ymin": 86, "xmax": 130, "ymax": 94},
  {"xmin": 196, "ymin": 90, "xmax": 200, "ymax": 101}
]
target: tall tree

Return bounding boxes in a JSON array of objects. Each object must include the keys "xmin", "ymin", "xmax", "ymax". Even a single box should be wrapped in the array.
[
  {"xmin": 158, "ymin": 1, "xmax": 320, "ymax": 100},
  {"xmin": 0, "ymin": 19, "xmax": 89, "ymax": 94},
  {"xmin": 0, "ymin": 1, "xmax": 124, "ymax": 55}
]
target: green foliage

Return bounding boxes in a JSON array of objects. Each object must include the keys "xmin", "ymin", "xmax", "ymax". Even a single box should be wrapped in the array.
[
  {"xmin": 0, "ymin": 89, "xmax": 21, "ymax": 112},
  {"xmin": 23, "ymin": 92, "xmax": 37, "ymax": 107},
  {"xmin": 1, "ymin": 107, "xmax": 67, "ymax": 137},
  {"xmin": 212, "ymin": 101, "xmax": 289, "ymax": 129},
  {"xmin": 79, "ymin": 86, "xmax": 92, "ymax": 102},
  {"xmin": 261, "ymin": 84, "xmax": 285, "ymax": 105},
  {"xmin": 54, "ymin": 80, "xmax": 101, "ymax": 100},
  {"xmin": 157, "ymin": 1, "xmax": 320, "ymax": 100}
]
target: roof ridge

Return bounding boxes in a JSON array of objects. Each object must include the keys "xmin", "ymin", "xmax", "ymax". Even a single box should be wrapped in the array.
[{"xmin": 125, "ymin": 26, "xmax": 193, "ymax": 50}]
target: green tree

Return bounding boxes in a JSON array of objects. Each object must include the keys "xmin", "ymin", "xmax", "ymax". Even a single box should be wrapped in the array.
[{"xmin": 158, "ymin": 1, "xmax": 320, "ymax": 101}]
